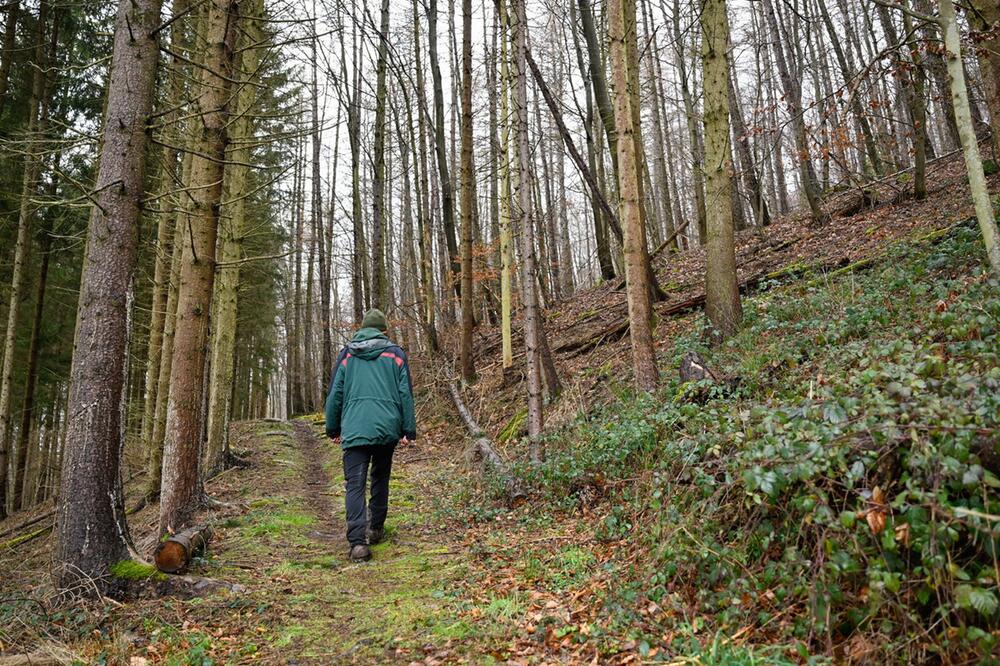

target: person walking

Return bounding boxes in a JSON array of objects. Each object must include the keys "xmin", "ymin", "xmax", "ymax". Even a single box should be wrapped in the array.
[{"xmin": 325, "ymin": 309, "xmax": 417, "ymax": 562}]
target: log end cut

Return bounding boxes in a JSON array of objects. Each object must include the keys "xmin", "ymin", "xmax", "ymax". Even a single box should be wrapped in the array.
[{"xmin": 153, "ymin": 524, "xmax": 212, "ymax": 573}]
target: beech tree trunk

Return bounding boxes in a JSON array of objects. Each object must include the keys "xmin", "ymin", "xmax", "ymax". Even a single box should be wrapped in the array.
[
  {"xmin": 159, "ymin": 0, "xmax": 241, "ymax": 535},
  {"xmin": 939, "ymin": 0, "xmax": 1000, "ymax": 273},
  {"xmin": 56, "ymin": 0, "xmax": 163, "ymax": 590}
]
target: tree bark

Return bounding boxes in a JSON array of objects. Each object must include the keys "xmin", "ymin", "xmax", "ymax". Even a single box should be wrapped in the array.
[
  {"xmin": 205, "ymin": 0, "xmax": 262, "ymax": 476},
  {"xmin": 427, "ymin": 0, "xmax": 461, "ymax": 299},
  {"xmin": 0, "ymin": 0, "xmax": 48, "ymax": 520},
  {"xmin": 159, "ymin": 0, "xmax": 241, "ymax": 535},
  {"xmin": 371, "ymin": 0, "xmax": 391, "ymax": 308},
  {"xmin": 761, "ymin": 0, "xmax": 828, "ymax": 224},
  {"xmin": 512, "ymin": 0, "xmax": 545, "ymax": 459},
  {"xmin": 0, "ymin": 0, "xmax": 18, "ymax": 116},
  {"xmin": 459, "ymin": 0, "xmax": 476, "ymax": 383},
  {"xmin": 610, "ymin": 0, "xmax": 657, "ymax": 391},
  {"xmin": 939, "ymin": 0, "xmax": 1000, "ymax": 273},
  {"xmin": 969, "ymin": 0, "xmax": 1000, "ymax": 153},
  {"xmin": 702, "ymin": 0, "xmax": 742, "ymax": 341},
  {"xmin": 55, "ymin": 0, "xmax": 163, "ymax": 590},
  {"xmin": 672, "ymin": 0, "xmax": 708, "ymax": 244},
  {"xmin": 13, "ymin": 230, "xmax": 50, "ymax": 511}
]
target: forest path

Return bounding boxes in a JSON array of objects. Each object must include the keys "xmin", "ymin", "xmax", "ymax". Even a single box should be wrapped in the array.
[{"xmin": 206, "ymin": 417, "xmax": 472, "ymax": 663}]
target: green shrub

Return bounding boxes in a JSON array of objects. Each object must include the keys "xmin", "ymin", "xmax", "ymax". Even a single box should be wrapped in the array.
[{"xmin": 514, "ymin": 226, "xmax": 999, "ymax": 659}]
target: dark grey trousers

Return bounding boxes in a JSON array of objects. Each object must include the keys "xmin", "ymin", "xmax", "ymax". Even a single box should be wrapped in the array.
[{"xmin": 342, "ymin": 444, "xmax": 396, "ymax": 545}]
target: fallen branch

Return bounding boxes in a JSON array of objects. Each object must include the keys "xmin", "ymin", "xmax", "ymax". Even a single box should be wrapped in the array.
[
  {"xmin": 0, "ymin": 497, "xmax": 150, "ymax": 551},
  {"xmin": 0, "ymin": 507, "xmax": 55, "ymax": 540},
  {"xmin": 154, "ymin": 524, "xmax": 213, "ymax": 573},
  {"xmin": 448, "ymin": 381, "xmax": 526, "ymax": 503},
  {"xmin": 0, "ymin": 524, "xmax": 52, "ymax": 550},
  {"xmin": 0, "ymin": 652, "xmax": 65, "ymax": 666},
  {"xmin": 553, "ymin": 255, "xmax": 855, "ymax": 357}
]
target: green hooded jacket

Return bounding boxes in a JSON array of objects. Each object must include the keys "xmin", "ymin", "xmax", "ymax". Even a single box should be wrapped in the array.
[{"xmin": 324, "ymin": 328, "xmax": 417, "ymax": 448}]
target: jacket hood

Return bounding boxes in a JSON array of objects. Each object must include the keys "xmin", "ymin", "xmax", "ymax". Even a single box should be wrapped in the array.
[{"xmin": 347, "ymin": 327, "xmax": 394, "ymax": 360}]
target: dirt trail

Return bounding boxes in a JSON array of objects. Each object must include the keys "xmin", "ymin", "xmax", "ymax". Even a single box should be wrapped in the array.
[
  {"xmin": 211, "ymin": 417, "xmax": 471, "ymax": 664},
  {"xmin": 291, "ymin": 419, "xmax": 339, "ymax": 543}
]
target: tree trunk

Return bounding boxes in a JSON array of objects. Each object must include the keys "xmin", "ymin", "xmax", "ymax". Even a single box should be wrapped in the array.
[
  {"xmin": 370, "ymin": 0, "xmax": 390, "ymax": 308},
  {"xmin": 205, "ymin": 0, "xmax": 261, "ymax": 477},
  {"xmin": 153, "ymin": 524, "xmax": 212, "ymax": 573},
  {"xmin": 969, "ymin": 0, "xmax": 1000, "ymax": 153},
  {"xmin": 0, "ymin": 0, "xmax": 48, "ymax": 520},
  {"xmin": 702, "ymin": 0, "xmax": 742, "ymax": 341},
  {"xmin": 13, "ymin": 230, "xmax": 50, "ymax": 511},
  {"xmin": 902, "ymin": 4, "xmax": 928, "ymax": 199},
  {"xmin": 55, "ymin": 0, "xmax": 163, "ymax": 590},
  {"xmin": 577, "ymin": 0, "xmax": 619, "ymax": 185},
  {"xmin": 672, "ymin": 0, "xmax": 709, "ymax": 243},
  {"xmin": 939, "ymin": 0, "xmax": 1000, "ymax": 273},
  {"xmin": 761, "ymin": 0, "xmax": 828, "ymax": 224},
  {"xmin": 141, "ymin": 0, "xmax": 191, "ymax": 494},
  {"xmin": 512, "ymin": 0, "xmax": 545, "ymax": 459},
  {"xmin": 816, "ymin": 0, "xmax": 884, "ymax": 177},
  {"xmin": 159, "ymin": 0, "xmax": 241, "ymax": 535},
  {"xmin": 459, "ymin": 0, "xmax": 476, "ymax": 383},
  {"xmin": 641, "ymin": 0, "xmax": 678, "ymax": 246},
  {"xmin": 610, "ymin": 0, "xmax": 657, "ymax": 391},
  {"xmin": 427, "ymin": 0, "xmax": 461, "ymax": 299},
  {"xmin": 148, "ymin": 199, "xmax": 184, "ymax": 501},
  {"xmin": 311, "ymin": 4, "xmax": 331, "ymax": 377},
  {"xmin": 499, "ymin": 0, "xmax": 514, "ymax": 369},
  {"xmin": 570, "ymin": 0, "xmax": 615, "ymax": 279},
  {"xmin": 411, "ymin": 0, "xmax": 437, "ymax": 348},
  {"xmin": 0, "ymin": 0, "xmax": 18, "ymax": 115},
  {"xmin": 727, "ymin": 63, "xmax": 771, "ymax": 227}
]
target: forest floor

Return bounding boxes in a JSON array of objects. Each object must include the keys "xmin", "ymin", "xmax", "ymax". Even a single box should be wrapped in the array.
[
  {"xmin": 1, "ymin": 149, "xmax": 998, "ymax": 664},
  {"xmin": 3, "ymin": 410, "xmax": 627, "ymax": 664}
]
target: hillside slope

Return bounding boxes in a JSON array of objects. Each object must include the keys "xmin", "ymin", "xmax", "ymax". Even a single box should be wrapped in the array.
[{"xmin": 451, "ymin": 156, "xmax": 999, "ymax": 663}]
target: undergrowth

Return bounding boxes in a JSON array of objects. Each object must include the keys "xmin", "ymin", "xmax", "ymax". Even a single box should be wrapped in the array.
[{"xmin": 498, "ymin": 224, "xmax": 999, "ymax": 661}]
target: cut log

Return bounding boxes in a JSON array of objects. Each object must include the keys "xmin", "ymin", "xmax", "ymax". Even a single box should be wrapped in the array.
[
  {"xmin": 447, "ymin": 381, "xmax": 526, "ymax": 502},
  {"xmin": 153, "ymin": 524, "xmax": 213, "ymax": 573}
]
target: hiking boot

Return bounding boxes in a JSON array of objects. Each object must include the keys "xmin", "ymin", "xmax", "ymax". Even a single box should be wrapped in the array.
[
  {"xmin": 367, "ymin": 526, "xmax": 385, "ymax": 545},
  {"xmin": 349, "ymin": 544, "xmax": 371, "ymax": 562}
]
